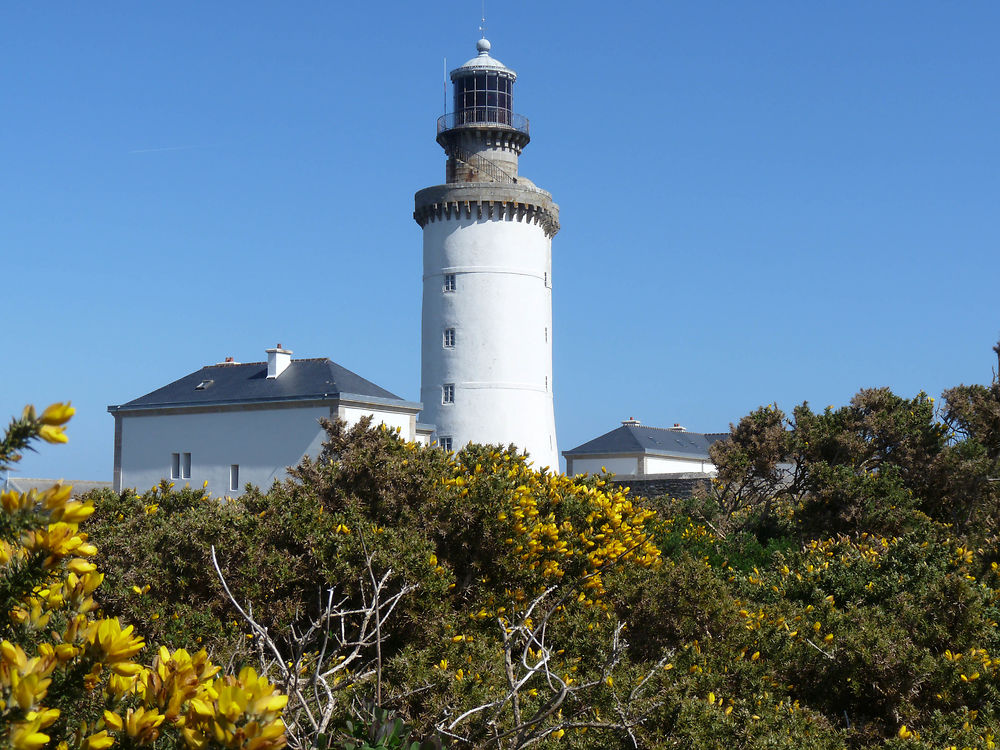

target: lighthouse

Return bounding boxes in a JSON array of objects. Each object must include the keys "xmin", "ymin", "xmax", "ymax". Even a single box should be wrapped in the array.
[{"xmin": 414, "ymin": 37, "xmax": 560, "ymax": 468}]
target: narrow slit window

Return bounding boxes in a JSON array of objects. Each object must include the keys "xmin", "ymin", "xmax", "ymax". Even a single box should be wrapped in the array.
[
  {"xmin": 230, "ymin": 464, "xmax": 239, "ymax": 492},
  {"xmin": 171, "ymin": 453, "xmax": 180, "ymax": 479},
  {"xmin": 442, "ymin": 384, "xmax": 455, "ymax": 404},
  {"xmin": 181, "ymin": 452, "xmax": 191, "ymax": 479},
  {"xmin": 443, "ymin": 328, "xmax": 456, "ymax": 348}
]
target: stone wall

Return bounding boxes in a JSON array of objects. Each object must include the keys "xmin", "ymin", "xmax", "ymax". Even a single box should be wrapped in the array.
[{"xmin": 608, "ymin": 472, "xmax": 713, "ymax": 500}]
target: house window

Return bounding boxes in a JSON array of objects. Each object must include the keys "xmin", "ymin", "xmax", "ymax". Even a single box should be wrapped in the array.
[
  {"xmin": 443, "ymin": 274, "xmax": 456, "ymax": 292},
  {"xmin": 442, "ymin": 384, "xmax": 455, "ymax": 404},
  {"xmin": 172, "ymin": 452, "xmax": 191, "ymax": 480},
  {"xmin": 230, "ymin": 464, "xmax": 239, "ymax": 492},
  {"xmin": 440, "ymin": 436, "xmax": 453, "ymax": 452},
  {"xmin": 443, "ymin": 328, "xmax": 456, "ymax": 348}
]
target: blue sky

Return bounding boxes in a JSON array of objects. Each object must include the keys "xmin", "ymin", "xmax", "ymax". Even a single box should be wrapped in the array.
[{"xmin": 3, "ymin": 2, "xmax": 998, "ymax": 480}]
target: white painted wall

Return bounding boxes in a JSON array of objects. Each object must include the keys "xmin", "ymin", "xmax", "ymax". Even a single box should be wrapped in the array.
[
  {"xmin": 338, "ymin": 405, "xmax": 414, "ymax": 438},
  {"xmin": 118, "ymin": 406, "xmax": 330, "ymax": 497},
  {"xmin": 420, "ymin": 211, "xmax": 558, "ymax": 468},
  {"xmin": 118, "ymin": 402, "xmax": 423, "ymax": 497},
  {"xmin": 644, "ymin": 455, "xmax": 717, "ymax": 475},
  {"xmin": 567, "ymin": 456, "xmax": 640, "ymax": 476},
  {"xmin": 567, "ymin": 455, "xmax": 717, "ymax": 477}
]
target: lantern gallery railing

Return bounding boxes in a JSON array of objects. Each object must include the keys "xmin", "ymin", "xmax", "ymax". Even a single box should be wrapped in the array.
[{"xmin": 437, "ymin": 109, "xmax": 529, "ymax": 135}]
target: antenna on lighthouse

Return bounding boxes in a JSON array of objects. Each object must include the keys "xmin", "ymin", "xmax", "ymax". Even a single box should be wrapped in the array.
[
  {"xmin": 480, "ymin": 0, "xmax": 486, "ymax": 38},
  {"xmin": 443, "ymin": 57, "xmax": 447, "ymax": 115}
]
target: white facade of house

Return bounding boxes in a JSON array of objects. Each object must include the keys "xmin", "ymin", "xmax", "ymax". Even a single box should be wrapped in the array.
[
  {"xmin": 110, "ymin": 347, "xmax": 429, "ymax": 497},
  {"xmin": 563, "ymin": 420, "xmax": 725, "ymax": 478},
  {"xmin": 114, "ymin": 404, "xmax": 331, "ymax": 495},
  {"xmin": 565, "ymin": 453, "xmax": 717, "ymax": 477}
]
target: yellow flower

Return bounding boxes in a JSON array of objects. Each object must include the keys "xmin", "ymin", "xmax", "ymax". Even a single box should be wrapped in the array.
[
  {"xmin": 39, "ymin": 402, "xmax": 75, "ymax": 426},
  {"xmin": 67, "ymin": 558, "xmax": 97, "ymax": 575},
  {"xmin": 897, "ymin": 724, "xmax": 913, "ymax": 739},
  {"xmin": 38, "ymin": 425, "xmax": 68, "ymax": 444},
  {"xmin": 87, "ymin": 618, "xmax": 145, "ymax": 666},
  {"xmin": 125, "ymin": 707, "xmax": 165, "ymax": 743},
  {"xmin": 9, "ymin": 719, "xmax": 49, "ymax": 750},
  {"xmin": 84, "ymin": 731, "xmax": 114, "ymax": 749},
  {"xmin": 103, "ymin": 710, "xmax": 124, "ymax": 731}
]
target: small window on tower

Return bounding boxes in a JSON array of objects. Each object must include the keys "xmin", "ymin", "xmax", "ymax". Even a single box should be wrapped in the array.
[
  {"xmin": 171, "ymin": 453, "xmax": 180, "ymax": 479},
  {"xmin": 439, "ymin": 436, "xmax": 453, "ymax": 452},
  {"xmin": 181, "ymin": 452, "xmax": 192, "ymax": 479},
  {"xmin": 444, "ymin": 274, "xmax": 456, "ymax": 292},
  {"xmin": 442, "ymin": 384, "xmax": 455, "ymax": 404},
  {"xmin": 443, "ymin": 328, "xmax": 456, "ymax": 348},
  {"xmin": 230, "ymin": 464, "xmax": 239, "ymax": 492}
]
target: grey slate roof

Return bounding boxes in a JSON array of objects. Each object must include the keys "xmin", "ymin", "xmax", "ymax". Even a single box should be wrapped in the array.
[
  {"xmin": 563, "ymin": 424, "xmax": 729, "ymax": 460},
  {"xmin": 110, "ymin": 359, "xmax": 416, "ymax": 412}
]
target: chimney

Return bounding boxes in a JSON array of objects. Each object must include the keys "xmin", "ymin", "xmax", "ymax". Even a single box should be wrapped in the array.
[
  {"xmin": 669, "ymin": 423, "xmax": 686, "ymax": 431},
  {"xmin": 266, "ymin": 343, "xmax": 292, "ymax": 378},
  {"xmin": 622, "ymin": 417, "xmax": 641, "ymax": 426}
]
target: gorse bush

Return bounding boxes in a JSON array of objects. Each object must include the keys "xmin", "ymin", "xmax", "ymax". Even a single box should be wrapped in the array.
[
  {"xmin": 88, "ymin": 419, "xmax": 668, "ymax": 748},
  {"xmin": 34, "ymin": 339, "xmax": 1000, "ymax": 748},
  {"xmin": 0, "ymin": 404, "xmax": 288, "ymax": 749}
]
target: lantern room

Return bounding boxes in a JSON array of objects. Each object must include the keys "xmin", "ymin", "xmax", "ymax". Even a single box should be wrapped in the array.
[{"xmin": 439, "ymin": 38, "xmax": 528, "ymax": 136}]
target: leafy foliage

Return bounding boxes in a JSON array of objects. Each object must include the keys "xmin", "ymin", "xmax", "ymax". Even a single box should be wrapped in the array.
[
  {"xmin": 0, "ymin": 405, "xmax": 288, "ymax": 749},
  {"xmin": 76, "ymin": 340, "xmax": 1000, "ymax": 747}
]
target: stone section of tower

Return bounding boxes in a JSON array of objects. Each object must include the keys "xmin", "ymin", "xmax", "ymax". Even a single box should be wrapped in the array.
[{"xmin": 414, "ymin": 38, "xmax": 560, "ymax": 468}]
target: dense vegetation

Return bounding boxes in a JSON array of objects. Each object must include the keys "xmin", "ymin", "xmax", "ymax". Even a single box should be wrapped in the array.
[
  {"xmin": 77, "ymin": 344, "xmax": 1000, "ymax": 748},
  {"xmin": 0, "ymin": 404, "xmax": 287, "ymax": 750},
  {"xmin": 6, "ymin": 342, "xmax": 1000, "ymax": 748}
]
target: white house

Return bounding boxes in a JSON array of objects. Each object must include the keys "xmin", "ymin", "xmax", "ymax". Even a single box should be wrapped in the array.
[
  {"xmin": 563, "ymin": 419, "xmax": 728, "ymax": 477},
  {"xmin": 108, "ymin": 345, "xmax": 431, "ymax": 496}
]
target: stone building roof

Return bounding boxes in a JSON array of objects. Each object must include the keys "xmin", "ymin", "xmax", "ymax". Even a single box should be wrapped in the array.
[
  {"xmin": 110, "ymin": 358, "xmax": 418, "ymax": 413},
  {"xmin": 564, "ymin": 422, "xmax": 729, "ymax": 460}
]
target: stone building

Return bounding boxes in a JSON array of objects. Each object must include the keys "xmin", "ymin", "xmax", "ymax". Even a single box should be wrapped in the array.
[
  {"xmin": 563, "ymin": 419, "xmax": 727, "ymax": 477},
  {"xmin": 108, "ymin": 345, "xmax": 429, "ymax": 497}
]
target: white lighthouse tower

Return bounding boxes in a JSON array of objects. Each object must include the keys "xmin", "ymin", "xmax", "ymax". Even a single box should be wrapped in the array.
[{"xmin": 415, "ymin": 37, "xmax": 560, "ymax": 468}]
